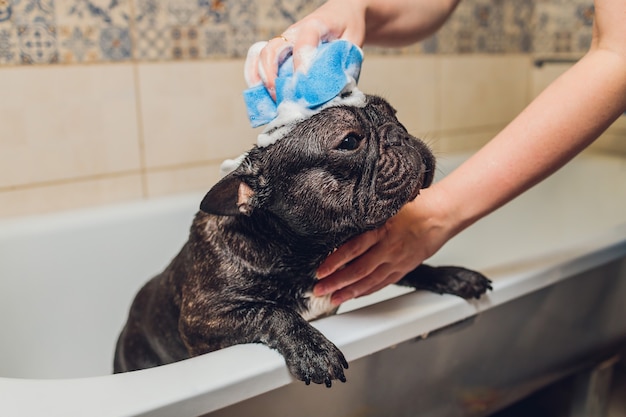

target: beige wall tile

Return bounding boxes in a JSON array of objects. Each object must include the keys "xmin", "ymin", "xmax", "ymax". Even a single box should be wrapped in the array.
[
  {"xmin": 590, "ymin": 129, "xmax": 626, "ymax": 156},
  {"xmin": 530, "ymin": 62, "xmax": 571, "ymax": 98},
  {"xmin": 0, "ymin": 174, "xmax": 143, "ymax": 219},
  {"xmin": 606, "ymin": 112, "xmax": 626, "ymax": 132},
  {"xmin": 0, "ymin": 64, "xmax": 141, "ymax": 188},
  {"xmin": 532, "ymin": 61, "xmax": 626, "ymax": 152},
  {"xmin": 436, "ymin": 127, "xmax": 503, "ymax": 155},
  {"xmin": 138, "ymin": 60, "xmax": 256, "ymax": 169},
  {"xmin": 440, "ymin": 55, "xmax": 530, "ymax": 131},
  {"xmin": 359, "ymin": 56, "xmax": 438, "ymax": 138},
  {"xmin": 145, "ymin": 162, "xmax": 223, "ymax": 197}
]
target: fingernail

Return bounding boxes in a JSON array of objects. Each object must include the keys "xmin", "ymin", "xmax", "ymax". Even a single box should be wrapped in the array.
[
  {"xmin": 313, "ymin": 284, "xmax": 327, "ymax": 296},
  {"xmin": 316, "ymin": 268, "xmax": 328, "ymax": 279},
  {"xmin": 330, "ymin": 294, "xmax": 344, "ymax": 306}
]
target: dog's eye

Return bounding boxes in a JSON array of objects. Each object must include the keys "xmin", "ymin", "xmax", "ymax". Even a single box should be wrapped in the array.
[{"xmin": 336, "ymin": 134, "xmax": 362, "ymax": 151}]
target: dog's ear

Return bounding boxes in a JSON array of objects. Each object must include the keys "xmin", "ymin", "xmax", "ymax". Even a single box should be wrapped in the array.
[{"xmin": 200, "ymin": 173, "xmax": 255, "ymax": 216}]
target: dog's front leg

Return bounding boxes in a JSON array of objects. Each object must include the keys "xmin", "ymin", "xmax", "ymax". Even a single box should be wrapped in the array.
[
  {"xmin": 397, "ymin": 264, "xmax": 492, "ymax": 300},
  {"xmin": 178, "ymin": 303, "xmax": 348, "ymax": 387}
]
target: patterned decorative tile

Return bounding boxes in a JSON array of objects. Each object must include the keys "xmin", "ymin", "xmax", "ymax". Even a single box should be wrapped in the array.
[
  {"xmin": 11, "ymin": 0, "xmax": 58, "ymax": 64},
  {"xmin": 0, "ymin": 0, "xmax": 18, "ymax": 64},
  {"xmin": 0, "ymin": 0, "xmax": 598, "ymax": 66},
  {"xmin": 132, "ymin": 0, "xmax": 234, "ymax": 60},
  {"xmin": 434, "ymin": 0, "xmax": 535, "ymax": 54},
  {"xmin": 0, "ymin": 0, "xmax": 12, "ymax": 21},
  {"xmin": 0, "ymin": 26, "xmax": 19, "ymax": 64},
  {"xmin": 256, "ymin": 0, "xmax": 323, "ymax": 40},
  {"xmin": 55, "ymin": 0, "xmax": 132, "ymax": 63},
  {"xmin": 134, "ymin": 24, "xmax": 170, "ymax": 60},
  {"xmin": 532, "ymin": 0, "xmax": 594, "ymax": 55},
  {"xmin": 265, "ymin": 0, "xmax": 323, "ymax": 23},
  {"xmin": 227, "ymin": 0, "xmax": 256, "ymax": 57},
  {"xmin": 58, "ymin": 26, "xmax": 98, "ymax": 61},
  {"xmin": 18, "ymin": 22, "xmax": 58, "ymax": 63}
]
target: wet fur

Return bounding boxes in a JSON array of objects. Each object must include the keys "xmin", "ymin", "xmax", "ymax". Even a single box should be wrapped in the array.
[{"xmin": 114, "ymin": 95, "xmax": 492, "ymax": 386}]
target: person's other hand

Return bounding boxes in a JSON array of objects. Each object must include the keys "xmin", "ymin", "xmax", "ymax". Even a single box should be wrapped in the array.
[{"xmin": 313, "ymin": 186, "xmax": 456, "ymax": 305}]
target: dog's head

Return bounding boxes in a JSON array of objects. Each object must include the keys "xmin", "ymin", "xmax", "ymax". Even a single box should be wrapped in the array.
[{"xmin": 200, "ymin": 95, "xmax": 434, "ymax": 245}]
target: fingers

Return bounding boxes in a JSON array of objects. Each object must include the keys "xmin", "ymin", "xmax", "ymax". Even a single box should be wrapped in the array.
[
  {"xmin": 289, "ymin": 16, "xmax": 339, "ymax": 70},
  {"xmin": 256, "ymin": 36, "xmax": 293, "ymax": 100},
  {"xmin": 314, "ymin": 229, "xmax": 406, "ymax": 305},
  {"xmin": 359, "ymin": 271, "xmax": 405, "ymax": 297},
  {"xmin": 331, "ymin": 266, "xmax": 404, "ymax": 306},
  {"xmin": 255, "ymin": 8, "xmax": 342, "ymax": 99},
  {"xmin": 313, "ymin": 201, "xmax": 433, "ymax": 305},
  {"xmin": 314, "ymin": 255, "xmax": 380, "ymax": 299},
  {"xmin": 316, "ymin": 228, "xmax": 381, "ymax": 279}
]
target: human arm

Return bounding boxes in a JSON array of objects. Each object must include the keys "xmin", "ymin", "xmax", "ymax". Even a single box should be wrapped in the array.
[{"xmin": 315, "ymin": 0, "xmax": 626, "ymax": 305}]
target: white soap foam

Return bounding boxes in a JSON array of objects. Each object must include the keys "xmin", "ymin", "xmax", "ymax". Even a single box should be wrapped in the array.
[
  {"xmin": 257, "ymin": 78, "xmax": 366, "ymax": 147},
  {"xmin": 219, "ymin": 152, "xmax": 249, "ymax": 177},
  {"xmin": 243, "ymin": 41, "xmax": 266, "ymax": 87},
  {"xmin": 293, "ymin": 44, "xmax": 318, "ymax": 75}
]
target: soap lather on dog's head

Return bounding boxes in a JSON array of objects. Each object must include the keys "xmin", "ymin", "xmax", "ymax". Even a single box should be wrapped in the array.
[{"xmin": 201, "ymin": 95, "xmax": 435, "ymax": 240}]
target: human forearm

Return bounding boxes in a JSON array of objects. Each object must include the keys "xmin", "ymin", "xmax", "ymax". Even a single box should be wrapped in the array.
[
  {"xmin": 362, "ymin": 0, "xmax": 461, "ymax": 46},
  {"xmin": 436, "ymin": 48, "xmax": 626, "ymax": 237}
]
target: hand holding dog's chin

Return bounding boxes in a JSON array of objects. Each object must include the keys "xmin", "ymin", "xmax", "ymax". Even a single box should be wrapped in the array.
[{"xmin": 314, "ymin": 186, "xmax": 456, "ymax": 305}]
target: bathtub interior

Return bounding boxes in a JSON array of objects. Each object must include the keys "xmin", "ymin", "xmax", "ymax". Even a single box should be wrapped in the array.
[{"xmin": 0, "ymin": 151, "xmax": 625, "ymax": 381}]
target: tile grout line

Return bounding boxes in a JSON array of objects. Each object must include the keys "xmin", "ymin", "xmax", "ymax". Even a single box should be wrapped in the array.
[
  {"xmin": 0, "ymin": 170, "xmax": 143, "ymax": 193},
  {"xmin": 0, "ymin": 160, "xmax": 227, "ymax": 193},
  {"xmin": 132, "ymin": 62, "xmax": 149, "ymax": 198},
  {"xmin": 128, "ymin": 0, "xmax": 149, "ymax": 198}
]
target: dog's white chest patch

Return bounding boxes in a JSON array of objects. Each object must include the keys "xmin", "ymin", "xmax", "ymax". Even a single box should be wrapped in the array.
[{"xmin": 300, "ymin": 292, "xmax": 336, "ymax": 321}]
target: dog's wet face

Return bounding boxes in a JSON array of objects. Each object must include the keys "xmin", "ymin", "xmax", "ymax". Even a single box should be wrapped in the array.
[{"xmin": 201, "ymin": 95, "xmax": 435, "ymax": 244}]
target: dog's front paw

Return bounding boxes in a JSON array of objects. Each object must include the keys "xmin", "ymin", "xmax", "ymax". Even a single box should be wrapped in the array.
[
  {"xmin": 430, "ymin": 266, "xmax": 492, "ymax": 299},
  {"xmin": 285, "ymin": 337, "xmax": 348, "ymax": 387},
  {"xmin": 399, "ymin": 264, "xmax": 492, "ymax": 300}
]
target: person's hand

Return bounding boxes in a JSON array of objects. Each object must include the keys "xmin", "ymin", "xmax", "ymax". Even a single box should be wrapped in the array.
[
  {"xmin": 313, "ymin": 186, "xmax": 458, "ymax": 305},
  {"xmin": 253, "ymin": 0, "xmax": 367, "ymax": 100}
]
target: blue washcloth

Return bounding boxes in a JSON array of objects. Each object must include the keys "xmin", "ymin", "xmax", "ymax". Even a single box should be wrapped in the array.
[{"xmin": 243, "ymin": 40, "xmax": 364, "ymax": 128}]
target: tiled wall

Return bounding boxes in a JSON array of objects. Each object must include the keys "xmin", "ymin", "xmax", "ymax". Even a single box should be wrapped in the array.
[
  {"xmin": 1, "ymin": 0, "xmax": 618, "ymax": 219},
  {"xmin": 0, "ymin": 0, "xmax": 595, "ymax": 64}
]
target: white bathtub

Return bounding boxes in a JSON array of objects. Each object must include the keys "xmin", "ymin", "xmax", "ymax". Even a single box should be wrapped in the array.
[{"xmin": 1, "ymin": 151, "xmax": 625, "ymax": 417}]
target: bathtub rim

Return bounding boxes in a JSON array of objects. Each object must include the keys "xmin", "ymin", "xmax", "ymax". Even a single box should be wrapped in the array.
[{"xmin": 1, "ymin": 224, "xmax": 625, "ymax": 417}]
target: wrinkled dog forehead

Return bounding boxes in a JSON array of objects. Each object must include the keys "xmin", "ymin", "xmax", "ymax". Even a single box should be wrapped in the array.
[
  {"xmin": 361, "ymin": 95, "xmax": 398, "ymax": 120},
  {"xmin": 323, "ymin": 95, "xmax": 399, "ymax": 126},
  {"xmin": 287, "ymin": 95, "xmax": 399, "ymax": 144}
]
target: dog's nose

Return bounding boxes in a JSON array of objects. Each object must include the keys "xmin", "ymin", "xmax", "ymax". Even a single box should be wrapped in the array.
[{"xmin": 379, "ymin": 123, "xmax": 408, "ymax": 147}]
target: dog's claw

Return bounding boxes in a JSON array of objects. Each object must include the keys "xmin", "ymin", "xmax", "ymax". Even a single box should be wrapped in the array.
[{"xmin": 287, "ymin": 335, "xmax": 348, "ymax": 387}]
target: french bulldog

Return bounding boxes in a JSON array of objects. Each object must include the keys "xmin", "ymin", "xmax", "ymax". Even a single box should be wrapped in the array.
[{"xmin": 114, "ymin": 95, "xmax": 492, "ymax": 387}]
